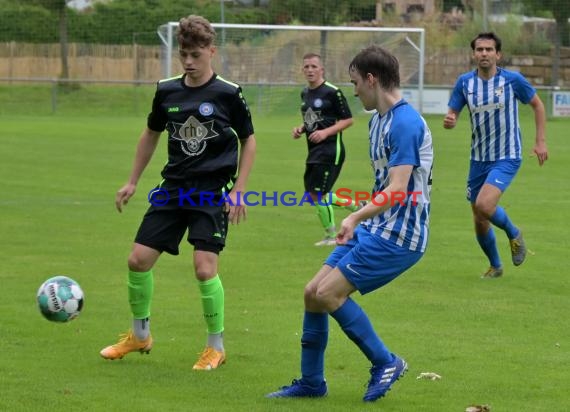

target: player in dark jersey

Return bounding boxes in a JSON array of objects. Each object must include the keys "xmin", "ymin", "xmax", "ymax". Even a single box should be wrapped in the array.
[
  {"xmin": 293, "ymin": 53, "xmax": 355, "ymax": 246},
  {"xmin": 100, "ymin": 15, "xmax": 256, "ymax": 371}
]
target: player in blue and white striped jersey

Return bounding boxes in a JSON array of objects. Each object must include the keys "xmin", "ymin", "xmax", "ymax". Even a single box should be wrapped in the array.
[
  {"xmin": 444, "ymin": 32, "xmax": 548, "ymax": 278},
  {"xmin": 360, "ymin": 106, "xmax": 432, "ymax": 253},
  {"xmin": 267, "ymin": 45, "xmax": 433, "ymax": 402}
]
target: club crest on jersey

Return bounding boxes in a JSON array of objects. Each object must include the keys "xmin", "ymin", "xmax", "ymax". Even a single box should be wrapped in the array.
[
  {"xmin": 494, "ymin": 87, "xmax": 504, "ymax": 97},
  {"xmin": 303, "ymin": 107, "xmax": 322, "ymax": 133},
  {"xmin": 199, "ymin": 102, "xmax": 214, "ymax": 116},
  {"xmin": 314, "ymin": 98, "xmax": 323, "ymax": 108},
  {"xmin": 170, "ymin": 115, "xmax": 218, "ymax": 157}
]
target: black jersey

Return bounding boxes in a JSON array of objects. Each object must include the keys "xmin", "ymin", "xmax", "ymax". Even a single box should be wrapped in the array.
[
  {"xmin": 300, "ymin": 81, "xmax": 352, "ymax": 165},
  {"xmin": 147, "ymin": 73, "xmax": 254, "ymax": 198}
]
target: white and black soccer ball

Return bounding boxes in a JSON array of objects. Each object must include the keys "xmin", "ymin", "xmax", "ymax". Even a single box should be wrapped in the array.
[{"xmin": 36, "ymin": 276, "xmax": 84, "ymax": 322}]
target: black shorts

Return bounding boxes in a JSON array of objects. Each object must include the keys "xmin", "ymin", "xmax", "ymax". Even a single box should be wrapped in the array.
[
  {"xmin": 304, "ymin": 163, "xmax": 343, "ymax": 194},
  {"xmin": 134, "ymin": 206, "xmax": 228, "ymax": 255}
]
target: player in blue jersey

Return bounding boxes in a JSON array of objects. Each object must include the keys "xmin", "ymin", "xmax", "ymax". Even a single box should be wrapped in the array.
[
  {"xmin": 293, "ymin": 53, "xmax": 355, "ymax": 246},
  {"xmin": 99, "ymin": 15, "xmax": 256, "ymax": 370},
  {"xmin": 267, "ymin": 45, "xmax": 433, "ymax": 402},
  {"xmin": 444, "ymin": 32, "xmax": 548, "ymax": 278}
]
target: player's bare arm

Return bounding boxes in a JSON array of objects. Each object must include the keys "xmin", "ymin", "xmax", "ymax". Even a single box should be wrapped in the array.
[
  {"xmin": 115, "ymin": 128, "xmax": 161, "ymax": 212},
  {"xmin": 308, "ymin": 117, "xmax": 353, "ymax": 143},
  {"xmin": 227, "ymin": 134, "xmax": 256, "ymax": 224},
  {"xmin": 292, "ymin": 125, "xmax": 304, "ymax": 139},
  {"xmin": 529, "ymin": 94, "xmax": 548, "ymax": 166},
  {"xmin": 336, "ymin": 164, "xmax": 414, "ymax": 244}
]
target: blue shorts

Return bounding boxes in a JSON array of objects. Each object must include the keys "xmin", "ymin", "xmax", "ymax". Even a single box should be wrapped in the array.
[
  {"xmin": 466, "ymin": 159, "xmax": 521, "ymax": 203},
  {"xmin": 325, "ymin": 226, "xmax": 423, "ymax": 295}
]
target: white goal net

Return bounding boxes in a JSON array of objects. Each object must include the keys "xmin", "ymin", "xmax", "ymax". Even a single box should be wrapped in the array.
[{"xmin": 157, "ymin": 23, "xmax": 425, "ymax": 114}]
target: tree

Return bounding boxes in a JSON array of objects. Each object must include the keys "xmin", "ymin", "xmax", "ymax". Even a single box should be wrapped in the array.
[
  {"xmin": 268, "ymin": 0, "xmax": 376, "ymax": 26},
  {"xmin": 266, "ymin": 0, "xmax": 376, "ymax": 64},
  {"xmin": 522, "ymin": 0, "xmax": 570, "ymax": 85},
  {"xmin": 27, "ymin": 0, "xmax": 71, "ymax": 80},
  {"xmin": 522, "ymin": 0, "xmax": 569, "ymax": 45}
]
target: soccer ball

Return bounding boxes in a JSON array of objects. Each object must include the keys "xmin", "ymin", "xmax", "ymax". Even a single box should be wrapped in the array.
[{"xmin": 36, "ymin": 276, "xmax": 84, "ymax": 322}]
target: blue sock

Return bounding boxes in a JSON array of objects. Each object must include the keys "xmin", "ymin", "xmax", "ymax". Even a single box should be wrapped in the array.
[
  {"xmin": 330, "ymin": 297, "xmax": 393, "ymax": 366},
  {"xmin": 300, "ymin": 312, "xmax": 328, "ymax": 387},
  {"xmin": 490, "ymin": 206, "xmax": 519, "ymax": 239},
  {"xmin": 476, "ymin": 227, "xmax": 502, "ymax": 268}
]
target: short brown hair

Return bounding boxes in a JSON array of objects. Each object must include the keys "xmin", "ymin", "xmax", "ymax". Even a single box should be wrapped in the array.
[
  {"xmin": 470, "ymin": 32, "xmax": 502, "ymax": 52},
  {"xmin": 177, "ymin": 15, "xmax": 216, "ymax": 49},
  {"xmin": 302, "ymin": 52, "xmax": 321, "ymax": 60},
  {"xmin": 349, "ymin": 45, "xmax": 400, "ymax": 90}
]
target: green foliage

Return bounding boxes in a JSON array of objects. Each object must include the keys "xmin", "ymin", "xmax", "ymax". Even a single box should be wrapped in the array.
[
  {"xmin": 0, "ymin": 0, "xmax": 270, "ymax": 44},
  {"xmin": 522, "ymin": 0, "xmax": 568, "ymax": 19},
  {"xmin": 31, "ymin": 0, "xmax": 67, "ymax": 10},
  {"xmin": 521, "ymin": 0, "xmax": 570, "ymax": 46},
  {"xmin": 450, "ymin": 14, "xmax": 482, "ymax": 48},
  {"xmin": 492, "ymin": 15, "xmax": 526, "ymax": 54},
  {"xmin": 0, "ymin": 3, "xmax": 58, "ymax": 42},
  {"xmin": 228, "ymin": 5, "xmax": 271, "ymax": 24},
  {"xmin": 497, "ymin": 15, "xmax": 551, "ymax": 55},
  {"xmin": 84, "ymin": 0, "xmax": 213, "ymax": 44},
  {"xmin": 0, "ymin": 0, "xmax": 566, "ymax": 51},
  {"xmin": 267, "ymin": 0, "xmax": 376, "ymax": 25},
  {"xmin": 442, "ymin": 0, "xmax": 465, "ymax": 12},
  {"xmin": 451, "ymin": 13, "xmax": 551, "ymax": 55}
]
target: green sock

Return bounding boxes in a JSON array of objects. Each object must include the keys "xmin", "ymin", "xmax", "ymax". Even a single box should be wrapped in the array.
[
  {"xmin": 198, "ymin": 275, "xmax": 224, "ymax": 335},
  {"xmin": 315, "ymin": 203, "xmax": 335, "ymax": 234},
  {"xmin": 128, "ymin": 270, "xmax": 154, "ymax": 319},
  {"xmin": 330, "ymin": 193, "xmax": 357, "ymax": 211}
]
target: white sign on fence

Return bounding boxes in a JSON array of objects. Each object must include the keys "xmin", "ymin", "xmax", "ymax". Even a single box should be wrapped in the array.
[
  {"xmin": 403, "ymin": 89, "xmax": 450, "ymax": 115},
  {"xmin": 553, "ymin": 91, "xmax": 570, "ymax": 117}
]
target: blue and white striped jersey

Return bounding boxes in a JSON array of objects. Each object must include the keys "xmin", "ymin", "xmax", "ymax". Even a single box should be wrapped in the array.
[
  {"xmin": 448, "ymin": 67, "xmax": 536, "ymax": 161},
  {"xmin": 361, "ymin": 100, "xmax": 433, "ymax": 253}
]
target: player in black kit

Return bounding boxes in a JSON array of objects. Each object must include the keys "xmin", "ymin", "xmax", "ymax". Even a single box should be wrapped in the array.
[
  {"xmin": 100, "ymin": 15, "xmax": 256, "ymax": 371},
  {"xmin": 293, "ymin": 53, "xmax": 355, "ymax": 246}
]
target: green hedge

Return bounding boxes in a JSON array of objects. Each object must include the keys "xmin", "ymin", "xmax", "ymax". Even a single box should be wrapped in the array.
[{"xmin": 0, "ymin": 0, "xmax": 271, "ymax": 44}]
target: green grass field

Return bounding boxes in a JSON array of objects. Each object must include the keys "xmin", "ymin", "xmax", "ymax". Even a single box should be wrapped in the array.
[{"xmin": 1, "ymin": 85, "xmax": 569, "ymax": 411}]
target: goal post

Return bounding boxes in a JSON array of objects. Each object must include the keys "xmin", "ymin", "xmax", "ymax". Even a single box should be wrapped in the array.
[{"xmin": 157, "ymin": 22, "xmax": 425, "ymax": 113}]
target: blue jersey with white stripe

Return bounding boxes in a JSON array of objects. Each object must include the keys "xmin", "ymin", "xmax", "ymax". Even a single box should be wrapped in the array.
[
  {"xmin": 448, "ymin": 67, "xmax": 536, "ymax": 161},
  {"xmin": 361, "ymin": 100, "xmax": 433, "ymax": 252}
]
